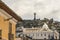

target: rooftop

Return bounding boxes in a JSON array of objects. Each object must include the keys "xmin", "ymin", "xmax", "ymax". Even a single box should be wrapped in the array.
[{"xmin": 0, "ymin": 0, "xmax": 22, "ymax": 21}]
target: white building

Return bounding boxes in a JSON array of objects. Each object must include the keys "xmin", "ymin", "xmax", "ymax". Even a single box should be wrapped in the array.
[{"xmin": 23, "ymin": 23, "xmax": 59, "ymax": 40}]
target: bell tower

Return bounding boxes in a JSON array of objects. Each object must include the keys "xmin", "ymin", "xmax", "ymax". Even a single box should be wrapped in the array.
[{"xmin": 34, "ymin": 13, "xmax": 36, "ymax": 21}]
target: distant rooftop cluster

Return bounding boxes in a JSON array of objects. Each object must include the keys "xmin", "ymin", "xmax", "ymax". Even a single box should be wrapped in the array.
[
  {"xmin": 16, "ymin": 13, "xmax": 60, "ymax": 30},
  {"xmin": 16, "ymin": 13, "xmax": 60, "ymax": 39}
]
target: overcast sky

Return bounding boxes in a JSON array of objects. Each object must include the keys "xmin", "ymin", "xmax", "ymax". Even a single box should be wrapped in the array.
[{"xmin": 2, "ymin": 0, "xmax": 60, "ymax": 21}]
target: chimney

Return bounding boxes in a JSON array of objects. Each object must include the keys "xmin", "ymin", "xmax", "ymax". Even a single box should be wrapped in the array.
[{"xmin": 34, "ymin": 13, "xmax": 36, "ymax": 20}]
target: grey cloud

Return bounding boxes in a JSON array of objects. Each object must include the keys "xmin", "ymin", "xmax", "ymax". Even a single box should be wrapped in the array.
[
  {"xmin": 51, "ymin": 9, "xmax": 60, "ymax": 14},
  {"xmin": 2, "ymin": 0, "xmax": 60, "ymax": 21}
]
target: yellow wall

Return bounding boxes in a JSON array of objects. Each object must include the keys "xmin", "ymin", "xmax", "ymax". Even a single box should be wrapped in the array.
[
  {"xmin": 0, "ymin": 9, "xmax": 17, "ymax": 40},
  {"xmin": 0, "ymin": 15, "xmax": 9, "ymax": 40},
  {"xmin": 12, "ymin": 21, "xmax": 16, "ymax": 40}
]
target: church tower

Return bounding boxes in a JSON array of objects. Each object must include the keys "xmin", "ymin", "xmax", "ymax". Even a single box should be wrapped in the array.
[{"xmin": 34, "ymin": 13, "xmax": 36, "ymax": 21}]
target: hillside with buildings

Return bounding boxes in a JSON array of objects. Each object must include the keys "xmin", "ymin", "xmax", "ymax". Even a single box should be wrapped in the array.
[
  {"xmin": 16, "ymin": 13, "xmax": 60, "ymax": 31},
  {"xmin": 16, "ymin": 13, "xmax": 60, "ymax": 40}
]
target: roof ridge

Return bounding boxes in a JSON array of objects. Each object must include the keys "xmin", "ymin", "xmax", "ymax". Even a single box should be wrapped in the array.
[{"xmin": 0, "ymin": 0, "xmax": 22, "ymax": 21}]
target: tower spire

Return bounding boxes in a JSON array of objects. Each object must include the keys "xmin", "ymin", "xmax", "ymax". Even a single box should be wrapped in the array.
[{"xmin": 34, "ymin": 13, "xmax": 36, "ymax": 20}]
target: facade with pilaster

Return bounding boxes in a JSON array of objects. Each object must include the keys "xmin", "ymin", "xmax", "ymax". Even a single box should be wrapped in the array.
[{"xmin": 0, "ymin": 0, "xmax": 22, "ymax": 40}]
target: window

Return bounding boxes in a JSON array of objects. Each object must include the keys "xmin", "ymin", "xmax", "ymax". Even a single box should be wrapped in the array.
[
  {"xmin": 44, "ymin": 34, "xmax": 46, "ymax": 36},
  {"xmin": 32, "ymin": 34, "xmax": 34, "ymax": 36},
  {"xmin": 48, "ymin": 34, "xmax": 50, "ymax": 39},
  {"xmin": 11, "ymin": 34, "xmax": 14, "ymax": 40},
  {"xmin": 55, "ymin": 36, "xmax": 57, "ymax": 39},
  {"xmin": 37, "ymin": 33, "xmax": 39, "ymax": 37},
  {"xmin": 44, "ymin": 38, "xmax": 46, "ymax": 40},
  {"xmin": 0, "ymin": 30, "xmax": 2, "ymax": 39},
  {"xmin": 8, "ymin": 33, "xmax": 14, "ymax": 40},
  {"xmin": 9, "ymin": 22, "xmax": 14, "ymax": 40},
  {"xmin": 9, "ymin": 22, "xmax": 12, "ymax": 33},
  {"xmin": 41, "ymin": 34, "xmax": 42, "ymax": 36}
]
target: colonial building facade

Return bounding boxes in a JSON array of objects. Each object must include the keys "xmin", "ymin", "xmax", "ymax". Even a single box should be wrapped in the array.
[
  {"xmin": 17, "ymin": 23, "xmax": 59, "ymax": 40},
  {"xmin": 16, "ymin": 12, "xmax": 60, "ymax": 40},
  {"xmin": 0, "ymin": 0, "xmax": 22, "ymax": 40},
  {"xmin": 20, "ymin": 23, "xmax": 59, "ymax": 40}
]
